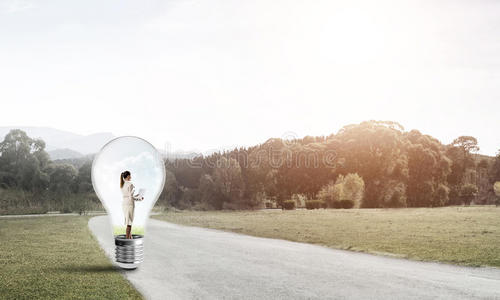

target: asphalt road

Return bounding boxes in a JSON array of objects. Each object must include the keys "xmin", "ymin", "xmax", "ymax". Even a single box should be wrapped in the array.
[{"xmin": 89, "ymin": 216, "xmax": 500, "ymax": 300}]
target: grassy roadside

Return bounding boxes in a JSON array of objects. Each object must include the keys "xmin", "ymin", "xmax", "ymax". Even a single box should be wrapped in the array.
[
  {"xmin": 153, "ymin": 206, "xmax": 500, "ymax": 268},
  {"xmin": 0, "ymin": 216, "xmax": 142, "ymax": 300}
]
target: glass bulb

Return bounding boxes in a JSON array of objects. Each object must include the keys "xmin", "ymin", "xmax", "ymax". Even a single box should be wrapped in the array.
[{"xmin": 91, "ymin": 136, "xmax": 165, "ymax": 269}]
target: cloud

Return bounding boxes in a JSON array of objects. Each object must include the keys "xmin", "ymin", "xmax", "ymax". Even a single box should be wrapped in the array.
[
  {"xmin": 92, "ymin": 138, "xmax": 165, "ymax": 230},
  {"xmin": 0, "ymin": 0, "xmax": 34, "ymax": 14}
]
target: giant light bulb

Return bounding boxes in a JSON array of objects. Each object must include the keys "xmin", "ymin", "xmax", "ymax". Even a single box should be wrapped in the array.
[{"xmin": 91, "ymin": 136, "xmax": 166, "ymax": 269}]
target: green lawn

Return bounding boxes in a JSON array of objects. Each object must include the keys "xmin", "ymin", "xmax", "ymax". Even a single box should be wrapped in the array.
[
  {"xmin": 0, "ymin": 216, "xmax": 142, "ymax": 300},
  {"xmin": 154, "ymin": 206, "xmax": 500, "ymax": 268}
]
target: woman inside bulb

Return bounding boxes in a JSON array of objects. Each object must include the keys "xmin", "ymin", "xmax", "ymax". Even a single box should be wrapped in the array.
[{"xmin": 120, "ymin": 170, "xmax": 144, "ymax": 239}]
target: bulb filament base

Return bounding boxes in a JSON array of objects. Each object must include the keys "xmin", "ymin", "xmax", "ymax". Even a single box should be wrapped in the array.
[{"xmin": 115, "ymin": 234, "xmax": 144, "ymax": 269}]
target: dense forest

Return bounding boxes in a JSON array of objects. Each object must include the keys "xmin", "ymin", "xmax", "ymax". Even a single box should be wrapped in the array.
[
  {"xmin": 162, "ymin": 120, "xmax": 500, "ymax": 210},
  {"xmin": 1, "ymin": 120, "xmax": 500, "ymax": 214},
  {"xmin": 0, "ymin": 129, "xmax": 98, "ymax": 214}
]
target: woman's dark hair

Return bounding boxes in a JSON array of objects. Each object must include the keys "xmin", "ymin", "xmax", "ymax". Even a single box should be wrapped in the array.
[{"xmin": 120, "ymin": 171, "xmax": 131, "ymax": 188}]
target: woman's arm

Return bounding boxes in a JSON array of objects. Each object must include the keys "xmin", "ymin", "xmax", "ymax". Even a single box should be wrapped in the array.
[{"xmin": 129, "ymin": 183, "xmax": 144, "ymax": 201}]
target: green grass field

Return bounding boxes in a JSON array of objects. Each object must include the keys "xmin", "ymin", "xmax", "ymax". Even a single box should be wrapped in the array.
[
  {"xmin": 0, "ymin": 216, "xmax": 142, "ymax": 300},
  {"xmin": 154, "ymin": 206, "xmax": 500, "ymax": 268},
  {"xmin": 113, "ymin": 225, "xmax": 144, "ymax": 236}
]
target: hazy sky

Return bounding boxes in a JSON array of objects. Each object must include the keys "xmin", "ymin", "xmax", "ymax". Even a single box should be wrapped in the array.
[{"xmin": 1, "ymin": 0, "xmax": 499, "ymax": 155}]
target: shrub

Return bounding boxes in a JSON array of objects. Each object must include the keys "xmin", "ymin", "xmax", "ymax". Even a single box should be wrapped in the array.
[
  {"xmin": 340, "ymin": 199, "xmax": 354, "ymax": 209},
  {"xmin": 342, "ymin": 173, "xmax": 365, "ymax": 208},
  {"xmin": 332, "ymin": 201, "xmax": 342, "ymax": 209},
  {"xmin": 222, "ymin": 202, "xmax": 240, "ymax": 210},
  {"xmin": 305, "ymin": 200, "xmax": 324, "ymax": 210},
  {"xmin": 291, "ymin": 194, "xmax": 306, "ymax": 208},
  {"xmin": 0, "ymin": 206, "xmax": 48, "ymax": 215},
  {"xmin": 317, "ymin": 180, "xmax": 342, "ymax": 207},
  {"xmin": 265, "ymin": 202, "xmax": 273, "ymax": 209},
  {"xmin": 386, "ymin": 189, "xmax": 407, "ymax": 208},
  {"xmin": 191, "ymin": 202, "xmax": 214, "ymax": 211},
  {"xmin": 460, "ymin": 184, "xmax": 478, "ymax": 205},
  {"xmin": 282, "ymin": 200, "xmax": 295, "ymax": 210},
  {"xmin": 317, "ymin": 173, "xmax": 365, "ymax": 208}
]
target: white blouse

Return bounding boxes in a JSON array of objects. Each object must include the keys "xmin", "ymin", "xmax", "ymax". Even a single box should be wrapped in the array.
[{"xmin": 121, "ymin": 181, "xmax": 142, "ymax": 206}]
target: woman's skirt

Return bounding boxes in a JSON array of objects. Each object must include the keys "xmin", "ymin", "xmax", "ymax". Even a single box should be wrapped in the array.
[{"xmin": 122, "ymin": 202, "xmax": 135, "ymax": 226}]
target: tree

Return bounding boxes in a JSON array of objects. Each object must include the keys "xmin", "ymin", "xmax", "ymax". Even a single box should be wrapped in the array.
[
  {"xmin": 213, "ymin": 157, "xmax": 244, "ymax": 208},
  {"xmin": 407, "ymin": 131, "xmax": 451, "ymax": 207},
  {"xmin": 433, "ymin": 184, "xmax": 450, "ymax": 207},
  {"xmin": 264, "ymin": 169, "xmax": 278, "ymax": 200},
  {"xmin": 48, "ymin": 164, "xmax": 77, "ymax": 194},
  {"xmin": 0, "ymin": 129, "xmax": 50, "ymax": 192},
  {"xmin": 451, "ymin": 136, "xmax": 480, "ymax": 185},
  {"xmin": 178, "ymin": 187, "xmax": 200, "ymax": 209},
  {"xmin": 198, "ymin": 174, "xmax": 221, "ymax": 209},
  {"xmin": 492, "ymin": 150, "xmax": 500, "ymax": 184},
  {"xmin": 493, "ymin": 182, "xmax": 500, "ymax": 206},
  {"xmin": 382, "ymin": 181, "xmax": 407, "ymax": 207},
  {"xmin": 159, "ymin": 169, "xmax": 181, "ymax": 207},
  {"xmin": 76, "ymin": 161, "xmax": 93, "ymax": 193},
  {"xmin": 336, "ymin": 120, "xmax": 408, "ymax": 208},
  {"xmin": 153, "ymin": 122, "xmax": 496, "ymax": 210},
  {"xmin": 460, "ymin": 184, "xmax": 478, "ymax": 206},
  {"xmin": 451, "ymin": 136, "xmax": 480, "ymax": 157},
  {"xmin": 47, "ymin": 164, "xmax": 77, "ymax": 211}
]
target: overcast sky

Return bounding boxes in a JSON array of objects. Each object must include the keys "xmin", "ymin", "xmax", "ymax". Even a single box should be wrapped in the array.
[{"xmin": 1, "ymin": 0, "xmax": 499, "ymax": 155}]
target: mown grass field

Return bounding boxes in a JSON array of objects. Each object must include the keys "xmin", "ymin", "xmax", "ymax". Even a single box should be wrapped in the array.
[
  {"xmin": 154, "ymin": 206, "xmax": 500, "ymax": 268},
  {"xmin": 0, "ymin": 216, "xmax": 142, "ymax": 300}
]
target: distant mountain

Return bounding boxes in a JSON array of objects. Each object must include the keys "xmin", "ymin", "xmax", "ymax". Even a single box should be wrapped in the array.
[
  {"xmin": 0, "ymin": 127, "xmax": 114, "ymax": 159},
  {"xmin": 47, "ymin": 148, "xmax": 84, "ymax": 160},
  {"xmin": 0, "ymin": 126, "xmax": 213, "ymax": 161},
  {"xmin": 159, "ymin": 149, "xmax": 205, "ymax": 160}
]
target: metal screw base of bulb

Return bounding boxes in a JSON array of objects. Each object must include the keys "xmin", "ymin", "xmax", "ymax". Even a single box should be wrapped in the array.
[{"xmin": 115, "ymin": 234, "xmax": 144, "ymax": 269}]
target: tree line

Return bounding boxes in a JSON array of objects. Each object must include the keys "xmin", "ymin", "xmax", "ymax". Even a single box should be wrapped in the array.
[
  {"xmin": 0, "ymin": 129, "xmax": 98, "ymax": 214},
  {"xmin": 159, "ymin": 120, "xmax": 500, "ymax": 210},
  {"xmin": 1, "ymin": 121, "xmax": 500, "ymax": 214}
]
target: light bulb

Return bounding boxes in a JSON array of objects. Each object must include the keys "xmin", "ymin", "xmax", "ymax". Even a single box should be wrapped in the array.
[{"xmin": 91, "ymin": 136, "xmax": 166, "ymax": 269}]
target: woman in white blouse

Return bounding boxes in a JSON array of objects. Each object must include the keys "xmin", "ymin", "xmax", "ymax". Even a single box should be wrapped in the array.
[{"xmin": 120, "ymin": 170, "xmax": 144, "ymax": 239}]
